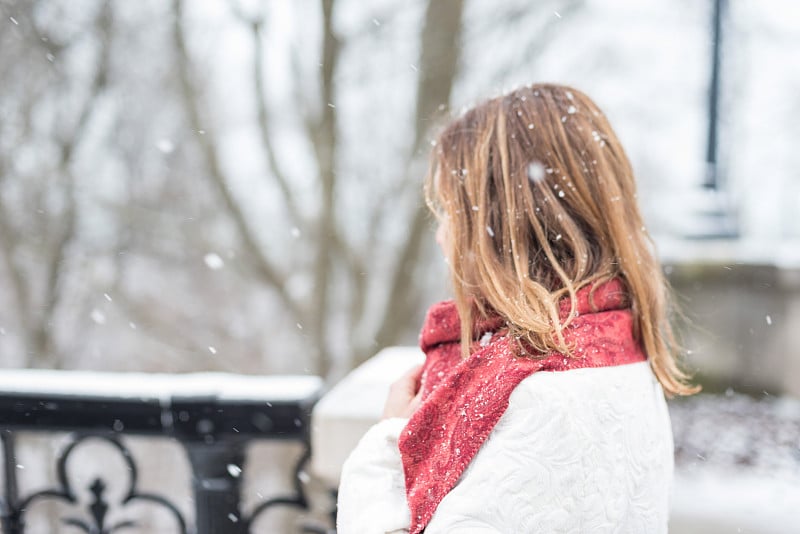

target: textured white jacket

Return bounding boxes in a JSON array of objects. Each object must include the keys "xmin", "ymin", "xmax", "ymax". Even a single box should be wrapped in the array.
[{"xmin": 337, "ymin": 361, "xmax": 673, "ymax": 533}]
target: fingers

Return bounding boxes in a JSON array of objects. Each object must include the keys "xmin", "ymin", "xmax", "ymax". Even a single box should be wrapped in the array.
[
  {"xmin": 397, "ymin": 364, "xmax": 423, "ymax": 395},
  {"xmin": 382, "ymin": 364, "xmax": 426, "ymax": 420},
  {"xmin": 402, "ymin": 364, "xmax": 424, "ymax": 382},
  {"xmin": 409, "ymin": 385, "xmax": 424, "ymax": 412}
]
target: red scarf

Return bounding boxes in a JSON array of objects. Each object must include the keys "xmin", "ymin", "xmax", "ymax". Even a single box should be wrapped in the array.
[{"xmin": 398, "ymin": 279, "xmax": 646, "ymax": 534}]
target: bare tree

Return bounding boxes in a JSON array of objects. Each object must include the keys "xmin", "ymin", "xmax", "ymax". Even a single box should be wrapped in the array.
[
  {"xmin": 0, "ymin": 0, "xmax": 112, "ymax": 368},
  {"xmin": 0, "ymin": 0, "xmax": 587, "ymax": 376},
  {"xmin": 172, "ymin": 0, "xmax": 466, "ymax": 377}
]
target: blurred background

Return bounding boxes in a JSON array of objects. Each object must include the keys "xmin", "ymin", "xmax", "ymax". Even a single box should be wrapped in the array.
[{"xmin": 0, "ymin": 0, "xmax": 798, "ymax": 532}]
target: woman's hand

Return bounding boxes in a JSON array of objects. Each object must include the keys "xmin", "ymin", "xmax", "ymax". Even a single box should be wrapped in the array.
[{"xmin": 382, "ymin": 364, "xmax": 424, "ymax": 420}]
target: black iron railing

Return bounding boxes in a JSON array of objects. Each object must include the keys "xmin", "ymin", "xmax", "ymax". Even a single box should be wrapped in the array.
[{"xmin": 0, "ymin": 370, "xmax": 332, "ymax": 534}]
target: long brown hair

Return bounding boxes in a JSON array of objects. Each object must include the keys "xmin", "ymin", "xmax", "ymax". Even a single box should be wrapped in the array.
[{"xmin": 425, "ymin": 83, "xmax": 697, "ymax": 396}]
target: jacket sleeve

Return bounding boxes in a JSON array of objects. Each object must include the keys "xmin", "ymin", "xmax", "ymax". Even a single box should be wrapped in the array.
[{"xmin": 336, "ymin": 418, "xmax": 411, "ymax": 534}]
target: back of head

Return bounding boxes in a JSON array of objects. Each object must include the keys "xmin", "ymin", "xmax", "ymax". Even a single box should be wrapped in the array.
[{"xmin": 426, "ymin": 83, "xmax": 696, "ymax": 396}]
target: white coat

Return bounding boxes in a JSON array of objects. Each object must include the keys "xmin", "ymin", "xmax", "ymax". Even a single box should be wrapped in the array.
[{"xmin": 337, "ymin": 361, "xmax": 673, "ymax": 533}]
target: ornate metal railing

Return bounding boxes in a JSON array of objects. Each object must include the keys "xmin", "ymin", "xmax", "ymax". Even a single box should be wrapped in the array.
[{"xmin": 0, "ymin": 370, "xmax": 332, "ymax": 534}]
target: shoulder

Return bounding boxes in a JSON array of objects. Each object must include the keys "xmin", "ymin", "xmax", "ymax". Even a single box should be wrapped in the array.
[
  {"xmin": 500, "ymin": 361, "xmax": 671, "ymax": 441},
  {"xmin": 509, "ymin": 360, "xmax": 664, "ymax": 409},
  {"xmin": 426, "ymin": 362, "xmax": 673, "ymax": 533}
]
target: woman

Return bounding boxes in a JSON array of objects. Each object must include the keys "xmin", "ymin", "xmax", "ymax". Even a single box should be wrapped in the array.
[{"xmin": 337, "ymin": 84, "xmax": 696, "ymax": 533}]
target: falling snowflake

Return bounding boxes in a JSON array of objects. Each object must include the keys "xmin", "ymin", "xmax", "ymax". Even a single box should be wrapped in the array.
[
  {"xmin": 528, "ymin": 161, "xmax": 546, "ymax": 183},
  {"xmin": 90, "ymin": 309, "xmax": 106, "ymax": 325},
  {"xmin": 156, "ymin": 139, "xmax": 175, "ymax": 154},
  {"xmin": 203, "ymin": 253, "xmax": 224, "ymax": 270},
  {"xmin": 227, "ymin": 464, "xmax": 242, "ymax": 478}
]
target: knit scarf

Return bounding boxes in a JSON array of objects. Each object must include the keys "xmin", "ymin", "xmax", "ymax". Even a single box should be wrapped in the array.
[{"xmin": 397, "ymin": 279, "xmax": 647, "ymax": 534}]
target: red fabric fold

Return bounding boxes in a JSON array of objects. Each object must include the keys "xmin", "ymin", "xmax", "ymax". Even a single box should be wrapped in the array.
[{"xmin": 399, "ymin": 279, "xmax": 646, "ymax": 534}]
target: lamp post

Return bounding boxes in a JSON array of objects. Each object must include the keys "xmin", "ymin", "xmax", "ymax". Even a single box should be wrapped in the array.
[{"xmin": 705, "ymin": 0, "xmax": 726, "ymax": 190}]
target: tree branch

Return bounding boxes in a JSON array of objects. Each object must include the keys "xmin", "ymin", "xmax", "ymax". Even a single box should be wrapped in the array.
[
  {"xmin": 171, "ymin": 0, "xmax": 308, "ymax": 326},
  {"xmin": 489, "ymin": 0, "xmax": 586, "ymax": 84},
  {"xmin": 227, "ymin": 2, "xmax": 307, "ymax": 231},
  {"xmin": 370, "ymin": 0, "xmax": 465, "ymax": 355},
  {"xmin": 112, "ymin": 291, "xmax": 238, "ymax": 372},
  {"xmin": 305, "ymin": 0, "xmax": 340, "ymax": 376},
  {"xmin": 31, "ymin": 1, "xmax": 114, "ymax": 367},
  {"xmin": 251, "ymin": 20, "xmax": 307, "ymax": 230},
  {"xmin": 0, "ymin": 158, "xmax": 31, "ymax": 336}
]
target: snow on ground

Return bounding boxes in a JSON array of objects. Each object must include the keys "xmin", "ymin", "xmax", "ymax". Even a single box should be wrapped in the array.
[{"xmin": 669, "ymin": 393, "xmax": 800, "ymax": 533}]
